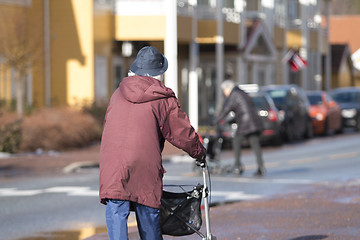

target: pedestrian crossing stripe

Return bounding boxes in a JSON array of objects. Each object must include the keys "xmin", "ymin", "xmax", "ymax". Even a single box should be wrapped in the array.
[
  {"xmin": 0, "ymin": 187, "xmax": 262, "ymax": 202},
  {"xmin": 210, "ymin": 191, "xmax": 262, "ymax": 201},
  {"xmin": 0, "ymin": 186, "xmax": 98, "ymax": 197}
]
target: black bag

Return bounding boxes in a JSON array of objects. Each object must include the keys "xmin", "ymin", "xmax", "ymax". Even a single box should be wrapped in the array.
[{"xmin": 160, "ymin": 185, "xmax": 203, "ymax": 236}]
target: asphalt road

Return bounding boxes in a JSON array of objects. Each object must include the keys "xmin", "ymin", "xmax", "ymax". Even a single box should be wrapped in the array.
[{"xmin": 1, "ymin": 130, "xmax": 360, "ymax": 240}]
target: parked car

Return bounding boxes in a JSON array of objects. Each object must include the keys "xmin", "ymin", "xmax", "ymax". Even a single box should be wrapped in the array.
[
  {"xmin": 330, "ymin": 87, "xmax": 360, "ymax": 131},
  {"xmin": 306, "ymin": 90, "xmax": 343, "ymax": 135},
  {"xmin": 261, "ymin": 84, "xmax": 313, "ymax": 141},
  {"xmin": 218, "ymin": 85, "xmax": 283, "ymax": 146},
  {"xmin": 251, "ymin": 91, "xmax": 283, "ymax": 145}
]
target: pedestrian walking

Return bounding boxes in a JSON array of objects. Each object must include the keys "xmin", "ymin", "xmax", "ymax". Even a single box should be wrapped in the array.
[
  {"xmin": 99, "ymin": 46, "xmax": 206, "ymax": 240},
  {"xmin": 214, "ymin": 80, "xmax": 266, "ymax": 176}
]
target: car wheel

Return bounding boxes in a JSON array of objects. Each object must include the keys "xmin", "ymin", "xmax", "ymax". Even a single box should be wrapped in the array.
[
  {"xmin": 286, "ymin": 122, "xmax": 295, "ymax": 142},
  {"xmin": 356, "ymin": 116, "xmax": 360, "ymax": 132},
  {"xmin": 322, "ymin": 118, "xmax": 329, "ymax": 136},
  {"xmin": 335, "ymin": 126, "xmax": 343, "ymax": 134},
  {"xmin": 272, "ymin": 134, "xmax": 283, "ymax": 146},
  {"xmin": 305, "ymin": 120, "xmax": 314, "ymax": 139},
  {"xmin": 335, "ymin": 119, "xmax": 343, "ymax": 134}
]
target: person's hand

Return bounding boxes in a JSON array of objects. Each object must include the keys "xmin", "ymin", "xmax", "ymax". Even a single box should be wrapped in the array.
[{"xmin": 195, "ymin": 155, "xmax": 206, "ymax": 167}]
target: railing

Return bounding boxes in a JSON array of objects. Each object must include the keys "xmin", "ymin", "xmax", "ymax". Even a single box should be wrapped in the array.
[{"xmin": 177, "ymin": 0, "xmax": 240, "ymax": 23}]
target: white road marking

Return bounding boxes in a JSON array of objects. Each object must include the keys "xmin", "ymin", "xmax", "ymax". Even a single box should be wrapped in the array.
[
  {"xmin": 0, "ymin": 187, "xmax": 261, "ymax": 202},
  {"xmin": 45, "ymin": 186, "xmax": 90, "ymax": 193},
  {"xmin": 210, "ymin": 191, "xmax": 262, "ymax": 201},
  {"xmin": 165, "ymin": 175, "xmax": 316, "ymax": 184},
  {"xmin": 45, "ymin": 186, "xmax": 99, "ymax": 196},
  {"xmin": 289, "ymin": 157, "xmax": 322, "ymax": 165},
  {"xmin": 0, "ymin": 188, "xmax": 43, "ymax": 196},
  {"xmin": 328, "ymin": 152, "xmax": 358, "ymax": 160},
  {"xmin": 0, "ymin": 186, "xmax": 98, "ymax": 197}
]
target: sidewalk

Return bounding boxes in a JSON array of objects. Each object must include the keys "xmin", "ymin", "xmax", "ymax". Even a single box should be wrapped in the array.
[{"xmin": 85, "ymin": 180, "xmax": 360, "ymax": 240}]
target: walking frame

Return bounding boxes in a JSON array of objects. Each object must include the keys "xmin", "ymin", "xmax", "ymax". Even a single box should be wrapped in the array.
[{"xmin": 160, "ymin": 161, "xmax": 217, "ymax": 239}]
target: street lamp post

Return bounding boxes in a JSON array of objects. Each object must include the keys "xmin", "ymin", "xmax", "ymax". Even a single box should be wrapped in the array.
[
  {"xmin": 300, "ymin": 0, "xmax": 309, "ymax": 90},
  {"xmin": 189, "ymin": 1, "xmax": 199, "ymax": 131},
  {"xmin": 165, "ymin": 0, "xmax": 178, "ymax": 96},
  {"xmin": 216, "ymin": 0, "xmax": 224, "ymax": 111},
  {"xmin": 325, "ymin": 0, "xmax": 332, "ymax": 90}
]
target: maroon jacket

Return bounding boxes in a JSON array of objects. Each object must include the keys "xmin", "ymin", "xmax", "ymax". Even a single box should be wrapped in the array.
[{"xmin": 99, "ymin": 75, "xmax": 205, "ymax": 209}]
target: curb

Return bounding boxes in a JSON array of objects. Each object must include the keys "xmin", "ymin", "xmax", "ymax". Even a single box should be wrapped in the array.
[
  {"xmin": 62, "ymin": 161, "xmax": 99, "ymax": 173},
  {"xmin": 0, "ymin": 152, "xmax": 12, "ymax": 159},
  {"xmin": 63, "ymin": 154, "xmax": 194, "ymax": 173}
]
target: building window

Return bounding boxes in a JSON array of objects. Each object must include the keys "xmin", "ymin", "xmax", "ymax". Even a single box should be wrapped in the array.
[
  {"xmin": 94, "ymin": 0, "xmax": 114, "ymax": 11},
  {"xmin": 275, "ymin": 0, "xmax": 286, "ymax": 27},
  {"xmin": 288, "ymin": 0, "xmax": 299, "ymax": 22},
  {"xmin": 198, "ymin": 0, "xmax": 216, "ymax": 8},
  {"xmin": 247, "ymin": 0, "xmax": 261, "ymax": 11},
  {"xmin": 95, "ymin": 56, "xmax": 109, "ymax": 104}
]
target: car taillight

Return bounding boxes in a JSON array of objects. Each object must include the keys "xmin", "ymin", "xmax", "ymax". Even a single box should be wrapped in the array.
[{"xmin": 268, "ymin": 110, "xmax": 278, "ymax": 122}]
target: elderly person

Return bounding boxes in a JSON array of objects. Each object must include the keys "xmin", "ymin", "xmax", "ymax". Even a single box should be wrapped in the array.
[
  {"xmin": 99, "ymin": 46, "xmax": 206, "ymax": 240},
  {"xmin": 214, "ymin": 80, "xmax": 266, "ymax": 177}
]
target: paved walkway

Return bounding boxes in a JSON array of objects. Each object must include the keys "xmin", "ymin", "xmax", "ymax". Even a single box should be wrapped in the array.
[
  {"xmin": 2, "ymin": 142, "xmax": 360, "ymax": 239},
  {"xmin": 85, "ymin": 180, "xmax": 360, "ymax": 240}
]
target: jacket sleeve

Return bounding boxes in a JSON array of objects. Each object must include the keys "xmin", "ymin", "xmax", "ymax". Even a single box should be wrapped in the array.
[
  {"xmin": 214, "ymin": 94, "xmax": 234, "ymax": 124},
  {"xmin": 160, "ymin": 99, "xmax": 206, "ymax": 159}
]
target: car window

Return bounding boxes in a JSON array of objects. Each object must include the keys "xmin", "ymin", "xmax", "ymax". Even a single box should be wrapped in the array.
[
  {"xmin": 326, "ymin": 94, "xmax": 335, "ymax": 103},
  {"xmin": 326, "ymin": 94, "xmax": 331, "ymax": 101},
  {"xmin": 307, "ymin": 95, "xmax": 322, "ymax": 105},
  {"xmin": 356, "ymin": 92, "xmax": 360, "ymax": 101},
  {"xmin": 252, "ymin": 96, "xmax": 270, "ymax": 110},
  {"xmin": 287, "ymin": 94, "xmax": 297, "ymax": 107},
  {"xmin": 332, "ymin": 91, "xmax": 360, "ymax": 103},
  {"xmin": 266, "ymin": 90, "xmax": 287, "ymax": 108}
]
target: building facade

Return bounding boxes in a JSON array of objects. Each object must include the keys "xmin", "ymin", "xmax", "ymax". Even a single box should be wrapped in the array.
[{"xmin": 0, "ymin": 0, "xmax": 332, "ymax": 127}]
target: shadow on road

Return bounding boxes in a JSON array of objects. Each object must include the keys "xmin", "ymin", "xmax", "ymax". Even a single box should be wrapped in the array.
[{"xmin": 288, "ymin": 234, "xmax": 328, "ymax": 240}]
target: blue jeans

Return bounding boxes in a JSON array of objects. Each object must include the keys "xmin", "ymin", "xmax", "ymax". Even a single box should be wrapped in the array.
[{"xmin": 105, "ymin": 199, "xmax": 163, "ymax": 240}]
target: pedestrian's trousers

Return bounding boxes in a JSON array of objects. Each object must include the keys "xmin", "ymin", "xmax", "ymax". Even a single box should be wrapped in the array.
[
  {"xmin": 232, "ymin": 133, "xmax": 264, "ymax": 169},
  {"xmin": 105, "ymin": 199, "xmax": 163, "ymax": 240}
]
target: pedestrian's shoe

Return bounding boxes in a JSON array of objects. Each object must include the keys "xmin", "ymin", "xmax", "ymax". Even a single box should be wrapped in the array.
[
  {"xmin": 233, "ymin": 166, "xmax": 245, "ymax": 175},
  {"xmin": 254, "ymin": 167, "xmax": 266, "ymax": 177}
]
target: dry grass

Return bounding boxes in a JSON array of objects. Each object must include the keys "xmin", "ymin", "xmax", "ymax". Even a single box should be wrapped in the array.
[
  {"xmin": 0, "ymin": 109, "xmax": 18, "ymax": 126},
  {"xmin": 20, "ymin": 108, "xmax": 102, "ymax": 151},
  {"xmin": 0, "ymin": 107, "xmax": 102, "ymax": 152}
]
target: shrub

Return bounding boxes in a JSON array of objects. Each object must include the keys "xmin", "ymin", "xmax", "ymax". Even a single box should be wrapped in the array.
[
  {"xmin": 20, "ymin": 108, "xmax": 102, "ymax": 152},
  {"xmin": 0, "ymin": 107, "xmax": 103, "ymax": 153},
  {"xmin": 0, "ymin": 120, "xmax": 22, "ymax": 153},
  {"xmin": 0, "ymin": 110, "xmax": 21, "ymax": 153},
  {"xmin": 83, "ymin": 102, "xmax": 107, "ymax": 127}
]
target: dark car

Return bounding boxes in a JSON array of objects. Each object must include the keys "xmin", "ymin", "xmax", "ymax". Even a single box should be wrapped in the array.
[
  {"xmin": 306, "ymin": 91, "xmax": 343, "ymax": 135},
  {"xmin": 261, "ymin": 84, "xmax": 313, "ymax": 141},
  {"xmin": 330, "ymin": 87, "xmax": 360, "ymax": 131},
  {"xmin": 218, "ymin": 85, "xmax": 283, "ymax": 146},
  {"xmin": 250, "ymin": 91, "xmax": 283, "ymax": 145}
]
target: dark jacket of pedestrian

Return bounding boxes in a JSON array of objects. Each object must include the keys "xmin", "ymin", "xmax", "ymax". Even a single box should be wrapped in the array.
[
  {"xmin": 99, "ymin": 75, "xmax": 206, "ymax": 209},
  {"xmin": 215, "ymin": 86, "xmax": 263, "ymax": 136}
]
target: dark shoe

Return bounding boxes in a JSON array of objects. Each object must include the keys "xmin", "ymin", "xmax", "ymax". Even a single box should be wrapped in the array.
[
  {"xmin": 233, "ymin": 166, "xmax": 245, "ymax": 175},
  {"xmin": 254, "ymin": 168, "xmax": 266, "ymax": 177}
]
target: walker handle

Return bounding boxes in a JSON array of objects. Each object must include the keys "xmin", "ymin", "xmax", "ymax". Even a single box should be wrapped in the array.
[{"xmin": 195, "ymin": 155, "xmax": 206, "ymax": 168}]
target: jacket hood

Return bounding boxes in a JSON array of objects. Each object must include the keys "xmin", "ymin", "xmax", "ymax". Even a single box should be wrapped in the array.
[{"xmin": 119, "ymin": 76, "xmax": 175, "ymax": 103}]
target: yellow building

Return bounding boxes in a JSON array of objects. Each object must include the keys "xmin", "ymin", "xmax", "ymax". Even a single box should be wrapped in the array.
[{"xmin": 0, "ymin": 0, "xmax": 112, "ymax": 109}]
